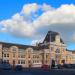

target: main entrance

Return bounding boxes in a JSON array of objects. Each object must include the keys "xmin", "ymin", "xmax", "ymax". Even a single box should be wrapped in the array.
[
  {"xmin": 28, "ymin": 60, "xmax": 32, "ymax": 68},
  {"xmin": 55, "ymin": 54, "xmax": 61, "ymax": 64}
]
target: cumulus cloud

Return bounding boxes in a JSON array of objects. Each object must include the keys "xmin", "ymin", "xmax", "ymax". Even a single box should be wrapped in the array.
[
  {"xmin": 33, "ymin": 4, "xmax": 75, "ymax": 29},
  {"xmin": 0, "ymin": 13, "xmax": 36, "ymax": 37},
  {"xmin": 0, "ymin": 3, "xmax": 75, "ymax": 44},
  {"xmin": 41, "ymin": 3, "xmax": 53, "ymax": 11},
  {"xmin": 21, "ymin": 3, "xmax": 39, "ymax": 15}
]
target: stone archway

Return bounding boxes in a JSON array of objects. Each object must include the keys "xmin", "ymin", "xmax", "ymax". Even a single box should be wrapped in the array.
[{"xmin": 61, "ymin": 60, "xmax": 65, "ymax": 64}]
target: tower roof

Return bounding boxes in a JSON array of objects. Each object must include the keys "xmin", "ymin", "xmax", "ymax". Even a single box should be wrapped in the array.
[{"xmin": 43, "ymin": 31, "xmax": 64, "ymax": 44}]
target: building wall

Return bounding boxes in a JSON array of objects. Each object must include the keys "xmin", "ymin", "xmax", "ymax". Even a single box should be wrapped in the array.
[
  {"xmin": 1, "ymin": 46, "xmax": 43, "ymax": 68},
  {"xmin": 47, "ymin": 35, "xmax": 67, "ymax": 65},
  {"xmin": 0, "ymin": 44, "xmax": 2, "ymax": 63},
  {"xmin": 66, "ymin": 51, "xmax": 73, "ymax": 64},
  {"xmin": 71, "ymin": 52, "xmax": 75, "ymax": 64}
]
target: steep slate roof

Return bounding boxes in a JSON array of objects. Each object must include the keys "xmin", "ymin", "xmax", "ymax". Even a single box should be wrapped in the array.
[
  {"xmin": 66, "ymin": 49, "xmax": 75, "ymax": 53},
  {"xmin": 43, "ymin": 31, "xmax": 64, "ymax": 44},
  {"xmin": 66, "ymin": 49, "xmax": 74, "ymax": 52},
  {"xmin": 72, "ymin": 51, "xmax": 75, "ymax": 54},
  {"xmin": 0, "ymin": 42, "xmax": 37, "ymax": 50},
  {"xmin": 0, "ymin": 42, "xmax": 49, "ymax": 50},
  {"xmin": 38, "ymin": 43, "xmax": 49, "ymax": 49}
]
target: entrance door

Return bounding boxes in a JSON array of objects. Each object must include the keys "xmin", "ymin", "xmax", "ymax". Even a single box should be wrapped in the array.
[
  {"xmin": 51, "ymin": 60, "xmax": 55, "ymax": 67},
  {"xmin": 61, "ymin": 60, "xmax": 65, "ymax": 64},
  {"xmin": 28, "ymin": 60, "xmax": 32, "ymax": 68},
  {"xmin": 13, "ymin": 60, "xmax": 15, "ymax": 69},
  {"xmin": 55, "ymin": 54, "xmax": 61, "ymax": 64}
]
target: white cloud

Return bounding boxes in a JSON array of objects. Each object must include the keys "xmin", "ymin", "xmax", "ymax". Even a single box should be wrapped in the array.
[
  {"xmin": 31, "ymin": 38, "xmax": 44, "ymax": 45},
  {"xmin": 33, "ymin": 4, "xmax": 75, "ymax": 29},
  {"xmin": 21, "ymin": 3, "xmax": 39, "ymax": 15},
  {"xmin": 71, "ymin": 33, "xmax": 75, "ymax": 42},
  {"xmin": 41, "ymin": 3, "xmax": 54, "ymax": 11},
  {"xmin": 0, "ymin": 3, "xmax": 75, "ymax": 44},
  {"xmin": 0, "ymin": 13, "xmax": 35, "ymax": 37},
  {"xmin": 31, "ymin": 40, "xmax": 39, "ymax": 45}
]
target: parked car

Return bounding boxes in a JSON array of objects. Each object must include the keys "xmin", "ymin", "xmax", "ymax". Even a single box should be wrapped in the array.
[
  {"xmin": 62, "ymin": 64, "xmax": 72, "ymax": 69},
  {"xmin": 57, "ymin": 64, "xmax": 63, "ymax": 69},
  {"xmin": 15, "ymin": 65, "xmax": 23, "ymax": 71},
  {"xmin": 51, "ymin": 65, "xmax": 58, "ymax": 69},
  {"xmin": 0, "ymin": 64, "xmax": 12, "ymax": 70},
  {"xmin": 68, "ymin": 64, "xmax": 75, "ymax": 69},
  {"xmin": 41, "ymin": 64, "xmax": 50, "ymax": 69}
]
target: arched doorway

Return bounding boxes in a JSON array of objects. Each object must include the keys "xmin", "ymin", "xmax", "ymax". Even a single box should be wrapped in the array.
[
  {"xmin": 61, "ymin": 60, "xmax": 65, "ymax": 64},
  {"xmin": 51, "ymin": 59, "xmax": 55, "ymax": 68}
]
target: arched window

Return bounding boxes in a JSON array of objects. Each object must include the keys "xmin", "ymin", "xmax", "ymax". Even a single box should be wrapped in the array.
[
  {"xmin": 11, "ymin": 46, "xmax": 18, "ymax": 52},
  {"xmin": 26, "ymin": 47, "xmax": 33, "ymax": 53},
  {"xmin": 13, "ymin": 48, "xmax": 16, "ymax": 52}
]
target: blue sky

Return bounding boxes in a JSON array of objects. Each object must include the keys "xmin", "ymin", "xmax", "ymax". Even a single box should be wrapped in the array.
[
  {"xmin": 0, "ymin": 0, "xmax": 75, "ymax": 20},
  {"xmin": 0, "ymin": 0, "xmax": 75, "ymax": 50}
]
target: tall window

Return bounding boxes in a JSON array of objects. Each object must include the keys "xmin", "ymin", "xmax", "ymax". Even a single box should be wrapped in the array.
[
  {"xmin": 21, "ymin": 55, "xmax": 25, "ymax": 58},
  {"xmin": 18, "ymin": 49, "xmax": 25, "ymax": 58},
  {"xmin": 13, "ymin": 60, "xmax": 15, "ymax": 64},
  {"xmin": 28, "ymin": 55, "xmax": 30, "ymax": 58},
  {"xmin": 4, "ymin": 54, "xmax": 6, "ymax": 57},
  {"xmin": 18, "ymin": 60, "xmax": 20, "ymax": 64},
  {"xmin": 18, "ymin": 54, "xmax": 25, "ymax": 58},
  {"xmin": 4, "ymin": 54, "xmax": 9, "ymax": 57},
  {"xmin": 3, "ymin": 60, "xmax": 9, "ymax": 64},
  {"xmin": 7, "ymin": 54, "xmax": 9, "ymax": 57},
  {"xmin": 18, "ymin": 60, "xmax": 25, "ymax": 64},
  {"xmin": 12, "ymin": 47, "xmax": 17, "ymax": 52},
  {"xmin": 21, "ymin": 60, "xmax": 25, "ymax": 64},
  {"xmin": 18, "ymin": 49, "xmax": 25, "ymax": 53}
]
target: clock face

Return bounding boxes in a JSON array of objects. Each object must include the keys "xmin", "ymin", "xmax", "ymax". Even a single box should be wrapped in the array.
[{"xmin": 55, "ymin": 48, "xmax": 60, "ymax": 53}]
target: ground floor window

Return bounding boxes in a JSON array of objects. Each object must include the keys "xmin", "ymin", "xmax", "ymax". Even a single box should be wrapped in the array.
[
  {"xmin": 18, "ymin": 60, "xmax": 25, "ymax": 64},
  {"xmin": 3, "ymin": 60, "xmax": 9, "ymax": 64}
]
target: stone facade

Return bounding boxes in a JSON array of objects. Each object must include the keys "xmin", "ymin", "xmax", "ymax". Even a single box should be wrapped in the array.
[{"xmin": 0, "ymin": 31, "xmax": 74, "ymax": 68}]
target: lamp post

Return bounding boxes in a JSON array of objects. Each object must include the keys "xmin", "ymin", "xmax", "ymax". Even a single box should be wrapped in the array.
[{"xmin": 49, "ymin": 32, "xmax": 52, "ymax": 69}]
